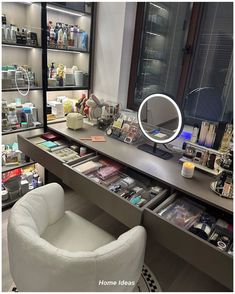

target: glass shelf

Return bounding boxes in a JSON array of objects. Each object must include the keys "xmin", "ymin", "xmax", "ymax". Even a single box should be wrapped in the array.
[
  {"xmin": 2, "ymin": 160, "xmax": 35, "ymax": 174},
  {"xmin": 2, "ymin": 125, "xmax": 43, "ymax": 136},
  {"xmin": 47, "ymin": 47, "xmax": 89, "ymax": 54},
  {"xmin": 2, "ymin": 87, "xmax": 42, "ymax": 92},
  {"xmin": 2, "ymin": 43, "xmax": 42, "ymax": 49}
]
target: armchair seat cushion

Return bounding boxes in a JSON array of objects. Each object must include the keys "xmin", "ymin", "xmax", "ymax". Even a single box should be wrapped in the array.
[{"xmin": 42, "ymin": 211, "xmax": 115, "ymax": 252}]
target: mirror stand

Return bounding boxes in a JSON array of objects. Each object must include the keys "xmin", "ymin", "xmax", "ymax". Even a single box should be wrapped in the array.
[{"xmin": 137, "ymin": 143, "xmax": 173, "ymax": 160}]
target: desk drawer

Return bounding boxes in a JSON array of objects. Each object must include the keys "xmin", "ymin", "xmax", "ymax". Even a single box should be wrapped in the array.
[
  {"xmin": 18, "ymin": 134, "xmax": 95, "ymax": 179},
  {"xmin": 142, "ymin": 197, "xmax": 233, "ymax": 289},
  {"xmin": 18, "ymin": 135, "xmax": 64, "ymax": 178},
  {"xmin": 63, "ymin": 163, "xmax": 144, "ymax": 227}
]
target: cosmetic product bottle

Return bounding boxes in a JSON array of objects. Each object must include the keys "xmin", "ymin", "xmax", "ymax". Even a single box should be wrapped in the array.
[
  {"xmin": 222, "ymin": 175, "xmax": 233, "ymax": 198},
  {"xmin": 21, "ymin": 29, "xmax": 27, "ymax": 44},
  {"xmin": 219, "ymin": 124, "xmax": 233, "ymax": 153},
  {"xmin": 201, "ymin": 150, "xmax": 209, "ymax": 166},
  {"xmin": 2, "ymin": 14, "xmax": 6, "ymax": 25},
  {"xmin": 207, "ymin": 153, "xmax": 216, "ymax": 169},
  {"xmin": 37, "ymin": 177, "xmax": 43, "ymax": 187},
  {"xmin": 2, "ymin": 25, "xmax": 6, "ymax": 42},
  {"xmin": 198, "ymin": 121, "xmax": 210, "ymax": 146},
  {"xmin": 213, "ymin": 121, "xmax": 227, "ymax": 150},
  {"xmin": 205, "ymin": 124, "xmax": 216, "ymax": 148},
  {"xmin": 54, "ymin": 22, "xmax": 60, "ymax": 47},
  {"xmin": 68, "ymin": 26, "xmax": 75, "ymax": 48},
  {"xmin": 10, "ymin": 25, "xmax": 17, "ymax": 43},
  {"xmin": 5, "ymin": 26, "xmax": 11, "ymax": 43},
  {"xmin": 62, "ymin": 25, "xmax": 68, "ymax": 49},
  {"xmin": 50, "ymin": 62, "xmax": 55, "ymax": 79},
  {"xmin": 16, "ymin": 28, "xmax": 22, "ymax": 44},
  {"xmin": 50, "ymin": 27, "xmax": 55, "ymax": 47},
  {"xmin": 57, "ymin": 24, "xmax": 63, "ymax": 48},
  {"xmin": 191, "ymin": 124, "xmax": 199, "ymax": 143}
]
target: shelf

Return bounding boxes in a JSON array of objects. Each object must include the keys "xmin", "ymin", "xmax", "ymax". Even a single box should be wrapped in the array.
[
  {"xmin": 179, "ymin": 157, "xmax": 220, "ymax": 176},
  {"xmin": 2, "ymin": 197, "xmax": 21, "ymax": 210},
  {"xmin": 2, "ymin": 125, "xmax": 43, "ymax": 136},
  {"xmin": 47, "ymin": 117, "xmax": 66, "ymax": 125},
  {"xmin": 47, "ymin": 86, "xmax": 88, "ymax": 91},
  {"xmin": 186, "ymin": 141, "xmax": 226, "ymax": 156},
  {"xmin": 2, "ymin": 43, "xmax": 42, "ymax": 50},
  {"xmin": 47, "ymin": 47, "xmax": 89, "ymax": 54},
  {"xmin": 2, "ymin": 160, "xmax": 35, "ymax": 174},
  {"xmin": 2, "ymin": 87, "xmax": 42, "ymax": 92}
]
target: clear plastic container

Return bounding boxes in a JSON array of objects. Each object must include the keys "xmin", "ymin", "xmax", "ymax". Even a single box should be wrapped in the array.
[{"xmin": 158, "ymin": 197, "xmax": 204, "ymax": 229}]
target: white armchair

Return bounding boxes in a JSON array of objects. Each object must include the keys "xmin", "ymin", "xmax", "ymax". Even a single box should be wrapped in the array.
[{"xmin": 8, "ymin": 183, "xmax": 147, "ymax": 292}]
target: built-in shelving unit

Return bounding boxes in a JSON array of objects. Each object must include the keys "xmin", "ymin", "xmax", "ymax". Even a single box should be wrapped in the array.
[
  {"xmin": 1, "ymin": 2, "xmax": 96, "ymax": 209},
  {"xmin": 45, "ymin": 2, "xmax": 95, "ymax": 124}
]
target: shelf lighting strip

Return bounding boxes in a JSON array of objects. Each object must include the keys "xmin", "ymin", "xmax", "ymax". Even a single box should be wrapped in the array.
[
  {"xmin": 47, "ymin": 48, "xmax": 80, "ymax": 54},
  {"xmin": 47, "ymin": 5, "xmax": 84, "ymax": 17},
  {"xmin": 2, "ymin": 44, "xmax": 34, "ymax": 49}
]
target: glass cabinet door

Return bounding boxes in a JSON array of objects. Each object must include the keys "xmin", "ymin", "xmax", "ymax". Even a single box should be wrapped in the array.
[{"xmin": 133, "ymin": 2, "xmax": 191, "ymax": 106}]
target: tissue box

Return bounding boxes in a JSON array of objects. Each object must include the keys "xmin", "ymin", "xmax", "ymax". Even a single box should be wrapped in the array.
[{"xmin": 66, "ymin": 113, "xmax": 83, "ymax": 130}]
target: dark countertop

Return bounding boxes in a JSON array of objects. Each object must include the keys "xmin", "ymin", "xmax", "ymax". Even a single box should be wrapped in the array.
[{"xmin": 49, "ymin": 122, "xmax": 233, "ymax": 214}]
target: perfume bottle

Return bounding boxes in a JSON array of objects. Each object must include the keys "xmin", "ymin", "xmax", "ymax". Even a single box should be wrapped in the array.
[
  {"xmin": 198, "ymin": 121, "xmax": 210, "ymax": 146},
  {"xmin": 219, "ymin": 124, "xmax": 233, "ymax": 153},
  {"xmin": 205, "ymin": 124, "xmax": 216, "ymax": 148}
]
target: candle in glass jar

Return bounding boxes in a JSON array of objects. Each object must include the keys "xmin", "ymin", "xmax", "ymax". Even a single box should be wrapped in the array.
[{"xmin": 181, "ymin": 162, "xmax": 195, "ymax": 178}]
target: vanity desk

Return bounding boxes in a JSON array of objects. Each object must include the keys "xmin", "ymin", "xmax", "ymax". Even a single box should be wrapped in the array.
[{"xmin": 18, "ymin": 121, "xmax": 233, "ymax": 289}]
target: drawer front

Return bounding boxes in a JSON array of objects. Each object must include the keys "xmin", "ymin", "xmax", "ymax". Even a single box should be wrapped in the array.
[
  {"xmin": 63, "ymin": 164, "xmax": 142, "ymax": 228},
  {"xmin": 18, "ymin": 135, "xmax": 64, "ymax": 178},
  {"xmin": 142, "ymin": 209, "xmax": 233, "ymax": 289}
]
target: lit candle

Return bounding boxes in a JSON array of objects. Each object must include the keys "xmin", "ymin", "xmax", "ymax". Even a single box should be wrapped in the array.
[{"xmin": 181, "ymin": 162, "xmax": 195, "ymax": 178}]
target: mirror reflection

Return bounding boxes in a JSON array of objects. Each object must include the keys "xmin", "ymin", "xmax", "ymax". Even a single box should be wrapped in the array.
[{"xmin": 138, "ymin": 94, "xmax": 182, "ymax": 143}]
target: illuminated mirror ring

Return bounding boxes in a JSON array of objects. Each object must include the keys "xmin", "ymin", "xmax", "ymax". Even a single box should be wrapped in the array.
[
  {"xmin": 15, "ymin": 66, "xmax": 30, "ymax": 96},
  {"xmin": 138, "ymin": 93, "xmax": 183, "ymax": 144}
]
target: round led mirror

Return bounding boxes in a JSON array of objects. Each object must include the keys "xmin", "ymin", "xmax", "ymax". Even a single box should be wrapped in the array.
[{"xmin": 137, "ymin": 94, "xmax": 183, "ymax": 159}]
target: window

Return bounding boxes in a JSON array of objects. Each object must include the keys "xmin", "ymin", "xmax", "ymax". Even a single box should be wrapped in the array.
[
  {"xmin": 183, "ymin": 2, "xmax": 233, "ymax": 124},
  {"xmin": 128, "ymin": 2, "xmax": 233, "ymax": 125}
]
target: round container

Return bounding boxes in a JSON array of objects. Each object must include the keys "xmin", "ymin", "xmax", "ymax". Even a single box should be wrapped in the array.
[
  {"xmin": 80, "ymin": 147, "xmax": 87, "ymax": 157},
  {"xmin": 181, "ymin": 162, "xmax": 195, "ymax": 178}
]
